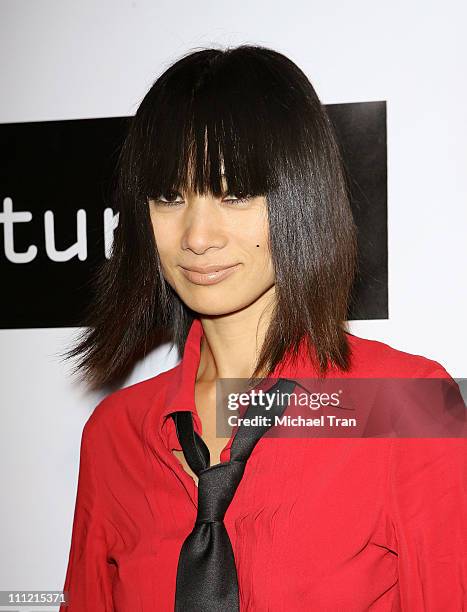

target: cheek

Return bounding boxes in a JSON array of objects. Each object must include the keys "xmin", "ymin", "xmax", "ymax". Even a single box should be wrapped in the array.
[
  {"xmin": 240, "ymin": 235, "xmax": 274, "ymax": 281},
  {"xmin": 246, "ymin": 220, "xmax": 271, "ymax": 259},
  {"xmin": 151, "ymin": 223, "xmax": 175, "ymax": 278},
  {"xmin": 151, "ymin": 214, "xmax": 171, "ymax": 253}
]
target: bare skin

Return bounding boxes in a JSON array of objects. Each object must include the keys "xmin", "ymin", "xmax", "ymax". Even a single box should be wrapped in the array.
[
  {"xmin": 148, "ymin": 173, "xmax": 276, "ymax": 484},
  {"xmin": 172, "ymin": 378, "xmax": 227, "ymax": 487}
]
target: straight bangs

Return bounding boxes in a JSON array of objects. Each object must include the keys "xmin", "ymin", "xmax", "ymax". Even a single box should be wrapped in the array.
[{"xmin": 134, "ymin": 48, "xmax": 305, "ymax": 206}]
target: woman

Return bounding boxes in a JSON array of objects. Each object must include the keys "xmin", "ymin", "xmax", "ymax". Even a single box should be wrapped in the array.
[{"xmin": 59, "ymin": 45, "xmax": 466, "ymax": 611}]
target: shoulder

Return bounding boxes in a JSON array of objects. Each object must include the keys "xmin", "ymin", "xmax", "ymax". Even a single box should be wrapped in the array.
[
  {"xmin": 343, "ymin": 333, "xmax": 465, "ymax": 439},
  {"xmin": 345, "ymin": 332, "xmax": 453, "ymax": 378},
  {"xmin": 81, "ymin": 363, "xmax": 180, "ymax": 441}
]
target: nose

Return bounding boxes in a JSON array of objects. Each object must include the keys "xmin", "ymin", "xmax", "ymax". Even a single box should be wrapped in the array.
[{"xmin": 181, "ymin": 196, "xmax": 226, "ymax": 255}]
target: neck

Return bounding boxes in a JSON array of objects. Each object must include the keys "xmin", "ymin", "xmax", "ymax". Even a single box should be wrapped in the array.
[{"xmin": 196, "ymin": 285, "xmax": 276, "ymax": 382}]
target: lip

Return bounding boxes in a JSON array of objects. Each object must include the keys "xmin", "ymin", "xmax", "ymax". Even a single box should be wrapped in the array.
[{"xmin": 179, "ymin": 263, "xmax": 241, "ymax": 285}]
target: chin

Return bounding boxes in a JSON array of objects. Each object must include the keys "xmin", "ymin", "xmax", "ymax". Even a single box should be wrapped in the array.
[{"xmin": 182, "ymin": 297, "xmax": 250, "ymax": 317}]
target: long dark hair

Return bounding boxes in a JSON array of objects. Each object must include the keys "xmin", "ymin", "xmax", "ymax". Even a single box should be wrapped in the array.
[{"xmin": 61, "ymin": 44, "xmax": 358, "ymax": 391}]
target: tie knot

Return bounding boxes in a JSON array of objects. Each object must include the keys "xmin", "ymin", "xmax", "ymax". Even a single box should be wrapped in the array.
[{"xmin": 195, "ymin": 460, "xmax": 246, "ymax": 524}]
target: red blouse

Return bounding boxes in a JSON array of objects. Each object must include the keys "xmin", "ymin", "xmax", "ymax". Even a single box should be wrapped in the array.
[{"xmin": 60, "ymin": 318, "xmax": 466, "ymax": 611}]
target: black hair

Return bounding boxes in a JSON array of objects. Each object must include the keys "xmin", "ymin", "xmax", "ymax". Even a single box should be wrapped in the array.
[{"xmin": 61, "ymin": 44, "xmax": 358, "ymax": 391}]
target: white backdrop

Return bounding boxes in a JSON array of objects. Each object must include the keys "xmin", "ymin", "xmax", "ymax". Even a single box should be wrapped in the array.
[{"xmin": 0, "ymin": 0, "xmax": 466, "ymax": 608}]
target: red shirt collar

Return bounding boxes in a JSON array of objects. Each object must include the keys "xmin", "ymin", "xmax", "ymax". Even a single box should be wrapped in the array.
[{"xmin": 158, "ymin": 317, "xmax": 331, "ymax": 448}]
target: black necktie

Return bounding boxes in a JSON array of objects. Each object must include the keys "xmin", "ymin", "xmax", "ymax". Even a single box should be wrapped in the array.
[{"xmin": 170, "ymin": 377, "xmax": 296, "ymax": 612}]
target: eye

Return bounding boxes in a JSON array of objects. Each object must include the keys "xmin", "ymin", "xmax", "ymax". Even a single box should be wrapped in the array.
[
  {"xmin": 150, "ymin": 191, "xmax": 184, "ymax": 206},
  {"xmin": 222, "ymin": 194, "xmax": 251, "ymax": 206}
]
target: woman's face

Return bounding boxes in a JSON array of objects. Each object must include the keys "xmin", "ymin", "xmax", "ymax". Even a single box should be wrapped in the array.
[{"xmin": 148, "ymin": 180, "xmax": 275, "ymax": 316}]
